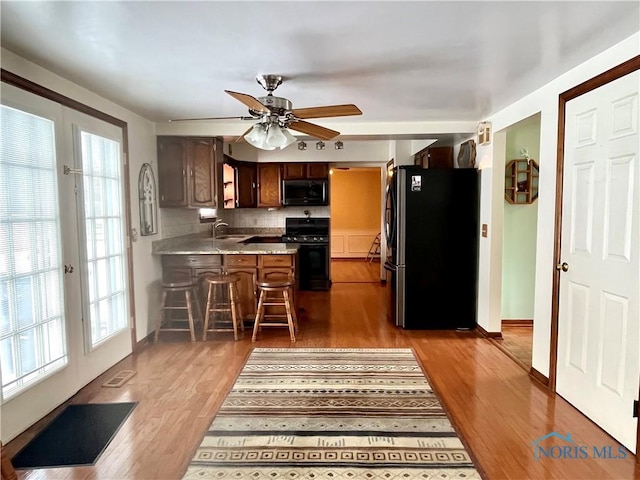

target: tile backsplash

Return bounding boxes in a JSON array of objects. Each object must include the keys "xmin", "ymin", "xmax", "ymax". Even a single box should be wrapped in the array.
[
  {"xmin": 218, "ymin": 206, "xmax": 330, "ymax": 229},
  {"xmin": 160, "ymin": 208, "xmax": 210, "ymax": 238},
  {"xmin": 160, "ymin": 206, "xmax": 330, "ymax": 238}
]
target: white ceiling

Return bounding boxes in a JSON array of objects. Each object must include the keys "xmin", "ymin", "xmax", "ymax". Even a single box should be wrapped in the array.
[{"xmin": 1, "ymin": 1, "xmax": 638, "ymax": 139}]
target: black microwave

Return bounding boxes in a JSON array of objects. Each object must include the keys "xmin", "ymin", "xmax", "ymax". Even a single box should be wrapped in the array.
[{"xmin": 282, "ymin": 179, "xmax": 329, "ymax": 206}]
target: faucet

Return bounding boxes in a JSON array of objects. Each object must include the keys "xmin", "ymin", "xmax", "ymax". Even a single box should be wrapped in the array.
[{"xmin": 212, "ymin": 220, "xmax": 229, "ymax": 239}]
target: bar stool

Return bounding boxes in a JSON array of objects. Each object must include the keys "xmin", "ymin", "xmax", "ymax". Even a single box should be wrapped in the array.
[
  {"xmin": 202, "ymin": 273, "xmax": 244, "ymax": 341},
  {"xmin": 252, "ymin": 275, "xmax": 297, "ymax": 342},
  {"xmin": 154, "ymin": 280, "xmax": 202, "ymax": 342}
]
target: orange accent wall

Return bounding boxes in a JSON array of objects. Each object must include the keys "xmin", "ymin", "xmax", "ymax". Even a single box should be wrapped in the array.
[{"xmin": 330, "ymin": 169, "xmax": 381, "ymax": 230}]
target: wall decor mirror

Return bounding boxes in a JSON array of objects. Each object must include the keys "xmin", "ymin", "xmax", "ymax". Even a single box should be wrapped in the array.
[{"xmin": 138, "ymin": 163, "xmax": 158, "ymax": 235}]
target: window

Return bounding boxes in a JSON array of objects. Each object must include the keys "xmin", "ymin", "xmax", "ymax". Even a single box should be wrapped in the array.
[
  {"xmin": 78, "ymin": 131, "xmax": 128, "ymax": 347},
  {"xmin": 0, "ymin": 104, "xmax": 67, "ymax": 399}
]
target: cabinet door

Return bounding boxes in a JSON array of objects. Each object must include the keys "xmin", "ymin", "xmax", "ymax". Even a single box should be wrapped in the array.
[
  {"xmin": 426, "ymin": 146, "xmax": 454, "ymax": 169},
  {"xmin": 282, "ymin": 163, "xmax": 306, "ymax": 180},
  {"xmin": 225, "ymin": 267, "xmax": 257, "ymax": 323},
  {"xmin": 157, "ymin": 137, "xmax": 188, "ymax": 207},
  {"xmin": 257, "ymin": 163, "xmax": 282, "ymax": 207},
  {"xmin": 188, "ymin": 138, "xmax": 217, "ymax": 207},
  {"xmin": 306, "ymin": 163, "xmax": 329, "ymax": 179},
  {"xmin": 236, "ymin": 161, "xmax": 257, "ymax": 208}
]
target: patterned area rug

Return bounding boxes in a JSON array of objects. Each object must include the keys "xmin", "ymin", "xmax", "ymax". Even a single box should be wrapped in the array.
[{"xmin": 184, "ymin": 348, "xmax": 480, "ymax": 479}]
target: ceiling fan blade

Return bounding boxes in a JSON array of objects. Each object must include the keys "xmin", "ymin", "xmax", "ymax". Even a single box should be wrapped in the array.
[
  {"xmin": 235, "ymin": 126, "xmax": 254, "ymax": 143},
  {"xmin": 292, "ymin": 104, "xmax": 362, "ymax": 119},
  {"xmin": 288, "ymin": 120, "xmax": 340, "ymax": 140},
  {"xmin": 225, "ymin": 90, "xmax": 270, "ymax": 114},
  {"xmin": 169, "ymin": 116, "xmax": 254, "ymax": 122}
]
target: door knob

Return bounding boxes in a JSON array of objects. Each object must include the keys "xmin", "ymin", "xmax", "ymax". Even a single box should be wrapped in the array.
[{"xmin": 556, "ymin": 262, "xmax": 569, "ymax": 272}]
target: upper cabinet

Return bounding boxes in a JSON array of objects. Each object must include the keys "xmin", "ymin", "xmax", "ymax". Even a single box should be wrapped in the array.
[
  {"xmin": 257, "ymin": 163, "xmax": 282, "ymax": 207},
  {"xmin": 157, "ymin": 136, "xmax": 221, "ymax": 208},
  {"xmin": 414, "ymin": 146, "xmax": 454, "ymax": 169},
  {"xmin": 223, "ymin": 156, "xmax": 257, "ymax": 209},
  {"xmin": 282, "ymin": 162, "xmax": 329, "ymax": 180}
]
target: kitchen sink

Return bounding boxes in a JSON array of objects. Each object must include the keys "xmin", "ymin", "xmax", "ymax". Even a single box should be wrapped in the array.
[
  {"xmin": 215, "ymin": 235, "xmax": 249, "ymax": 240},
  {"xmin": 241, "ymin": 236, "xmax": 285, "ymax": 244}
]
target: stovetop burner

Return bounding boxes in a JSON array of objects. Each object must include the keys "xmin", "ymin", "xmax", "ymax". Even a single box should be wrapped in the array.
[{"xmin": 283, "ymin": 217, "xmax": 329, "ymax": 244}]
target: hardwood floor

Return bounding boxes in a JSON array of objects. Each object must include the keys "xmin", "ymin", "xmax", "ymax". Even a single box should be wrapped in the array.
[
  {"xmin": 491, "ymin": 324, "xmax": 533, "ymax": 370},
  {"xmin": 330, "ymin": 258, "xmax": 381, "ymax": 283},
  {"xmin": 5, "ymin": 283, "xmax": 638, "ymax": 480}
]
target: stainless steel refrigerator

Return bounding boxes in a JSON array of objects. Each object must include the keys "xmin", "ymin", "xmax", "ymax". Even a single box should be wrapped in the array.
[{"xmin": 384, "ymin": 166, "xmax": 480, "ymax": 329}]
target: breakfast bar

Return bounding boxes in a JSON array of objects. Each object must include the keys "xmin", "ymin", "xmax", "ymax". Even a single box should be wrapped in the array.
[{"xmin": 152, "ymin": 235, "xmax": 299, "ymax": 331}]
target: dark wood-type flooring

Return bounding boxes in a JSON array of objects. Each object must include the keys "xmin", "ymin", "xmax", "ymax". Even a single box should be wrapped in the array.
[{"xmin": 4, "ymin": 280, "xmax": 638, "ymax": 479}]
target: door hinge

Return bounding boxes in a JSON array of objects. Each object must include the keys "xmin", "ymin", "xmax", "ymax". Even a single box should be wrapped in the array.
[{"xmin": 634, "ymin": 400, "xmax": 639, "ymax": 418}]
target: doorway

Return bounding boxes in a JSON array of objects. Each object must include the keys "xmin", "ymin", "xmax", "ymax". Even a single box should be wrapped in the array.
[
  {"xmin": 329, "ymin": 167, "xmax": 383, "ymax": 284},
  {"xmin": 497, "ymin": 113, "xmax": 541, "ymax": 370}
]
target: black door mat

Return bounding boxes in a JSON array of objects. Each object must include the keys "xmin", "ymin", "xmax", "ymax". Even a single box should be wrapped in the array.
[{"xmin": 11, "ymin": 402, "xmax": 137, "ymax": 469}]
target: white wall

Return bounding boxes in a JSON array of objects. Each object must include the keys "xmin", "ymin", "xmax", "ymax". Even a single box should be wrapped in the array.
[
  {"xmin": 479, "ymin": 32, "xmax": 640, "ymax": 376},
  {"xmin": 2, "ymin": 48, "xmax": 162, "ymax": 343}
]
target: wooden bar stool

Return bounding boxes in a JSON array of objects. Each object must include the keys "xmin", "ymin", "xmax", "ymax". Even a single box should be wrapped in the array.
[
  {"xmin": 252, "ymin": 276, "xmax": 297, "ymax": 342},
  {"xmin": 154, "ymin": 280, "xmax": 202, "ymax": 342},
  {"xmin": 202, "ymin": 273, "xmax": 244, "ymax": 341}
]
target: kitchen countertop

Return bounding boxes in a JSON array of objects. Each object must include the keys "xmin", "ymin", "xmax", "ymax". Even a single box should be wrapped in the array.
[{"xmin": 152, "ymin": 235, "xmax": 298, "ymax": 255}]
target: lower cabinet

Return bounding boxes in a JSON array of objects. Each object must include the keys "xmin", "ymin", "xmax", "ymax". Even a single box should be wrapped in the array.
[
  {"xmin": 224, "ymin": 255, "xmax": 258, "ymax": 324},
  {"xmin": 160, "ymin": 253, "xmax": 296, "ymax": 331}
]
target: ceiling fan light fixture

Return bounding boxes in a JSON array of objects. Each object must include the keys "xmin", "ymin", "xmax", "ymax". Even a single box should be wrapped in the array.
[
  {"xmin": 266, "ymin": 123, "xmax": 288, "ymax": 148},
  {"xmin": 245, "ymin": 124, "xmax": 275, "ymax": 150}
]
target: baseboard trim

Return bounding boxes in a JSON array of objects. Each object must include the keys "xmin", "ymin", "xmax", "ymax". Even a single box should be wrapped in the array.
[
  {"xmin": 529, "ymin": 367, "xmax": 550, "ymax": 387},
  {"xmin": 502, "ymin": 319, "xmax": 533, "ymax": 327},
  {"xmin": 476, "ymin": 324, "xmax": 503, "ymax": 339}
]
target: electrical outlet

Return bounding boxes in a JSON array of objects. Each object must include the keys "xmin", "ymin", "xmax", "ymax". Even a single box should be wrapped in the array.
[{"xmin": 482, "ymin": 224, "xmax": 488, "ymax": 238}]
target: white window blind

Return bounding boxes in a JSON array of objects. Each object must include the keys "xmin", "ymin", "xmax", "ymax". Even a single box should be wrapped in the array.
[
  {"xmin": 0, "ymin": 104, "xmax": 67, "ymax": 399},
  {"xmin": 79, "ymin": 131, "xmax": 127, "ymax": 346}
]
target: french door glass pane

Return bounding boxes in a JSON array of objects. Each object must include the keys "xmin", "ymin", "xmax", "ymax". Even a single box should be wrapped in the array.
[
  {"xmin": 80, "ymin": 131, "xmax": 127, "ymax": 347},
  {"xmin": 0, "ymin": 104, "xmax": 67, "ymax": 399}
]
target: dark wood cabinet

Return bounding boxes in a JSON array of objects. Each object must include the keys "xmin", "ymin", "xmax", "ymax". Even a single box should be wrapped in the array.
[
  {"xmin": 236, "ymin": 161, "xmax": 257, "ymax": 208},
  {"xmin": 157, "ymin": 136, "xmax": 221, "ymax": 208},
  {"xmin": 224, "ymin": 255, "xmax": 258, "ymax": 323},
  {"xmin": 282, "ymin": 162, "xmax": 329, "ymax": 180},
  {"xmin": 257, "ymin": 163, "xmax": 282, "ymax": 207},
  {"xmin": 415, "ymin": 146, "xmax": 454, "ymax": 169}
]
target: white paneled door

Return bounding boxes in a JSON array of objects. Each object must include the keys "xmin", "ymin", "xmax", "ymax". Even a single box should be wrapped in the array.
[
  {"xmin": 557, "ymin": 71, "xmax": 639, "ymax": 453},
  {"xmin": 0, "ymin": 84, "xmax": 132, "ymax": 441}
]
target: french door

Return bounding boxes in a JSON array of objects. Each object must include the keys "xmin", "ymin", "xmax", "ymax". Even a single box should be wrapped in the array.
[{"xmin": 0, "ymin": 83, "xmax": 132, "ymax": 441}]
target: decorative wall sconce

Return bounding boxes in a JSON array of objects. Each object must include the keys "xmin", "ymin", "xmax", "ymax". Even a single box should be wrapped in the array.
[
  {"xmin": 334, "ymin": 141, "xmax": 344, "ymax": 150},
  {"xmin": 316, "ymin": 141, "xmax": 325, "ymax": 150},
  {"xmin": 138, "ymin": 163, "xmax": 158, "ymax": 236},
  {"xmin": 298, "ymin": 141, "xmax": 307, "ymax": 151},
  {"xmin": 477, "ymin": 121, "xmax": 492, "ymax": 146}
]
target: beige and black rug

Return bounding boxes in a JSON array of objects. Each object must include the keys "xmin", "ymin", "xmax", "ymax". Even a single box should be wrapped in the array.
[{"xmin": 184, "ymin": 348, "xmax": 480, "ymax": 479}]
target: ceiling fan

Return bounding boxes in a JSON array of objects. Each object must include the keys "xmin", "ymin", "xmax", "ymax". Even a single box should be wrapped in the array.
[{"xmin": 170, "ymin": 74, "xmax": 362, "ymax": 150}]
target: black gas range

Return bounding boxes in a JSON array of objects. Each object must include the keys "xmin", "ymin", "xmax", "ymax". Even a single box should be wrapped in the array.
[{"xmin": 283, "ymin": 218, "xmax": 330, "ymax": 291}]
